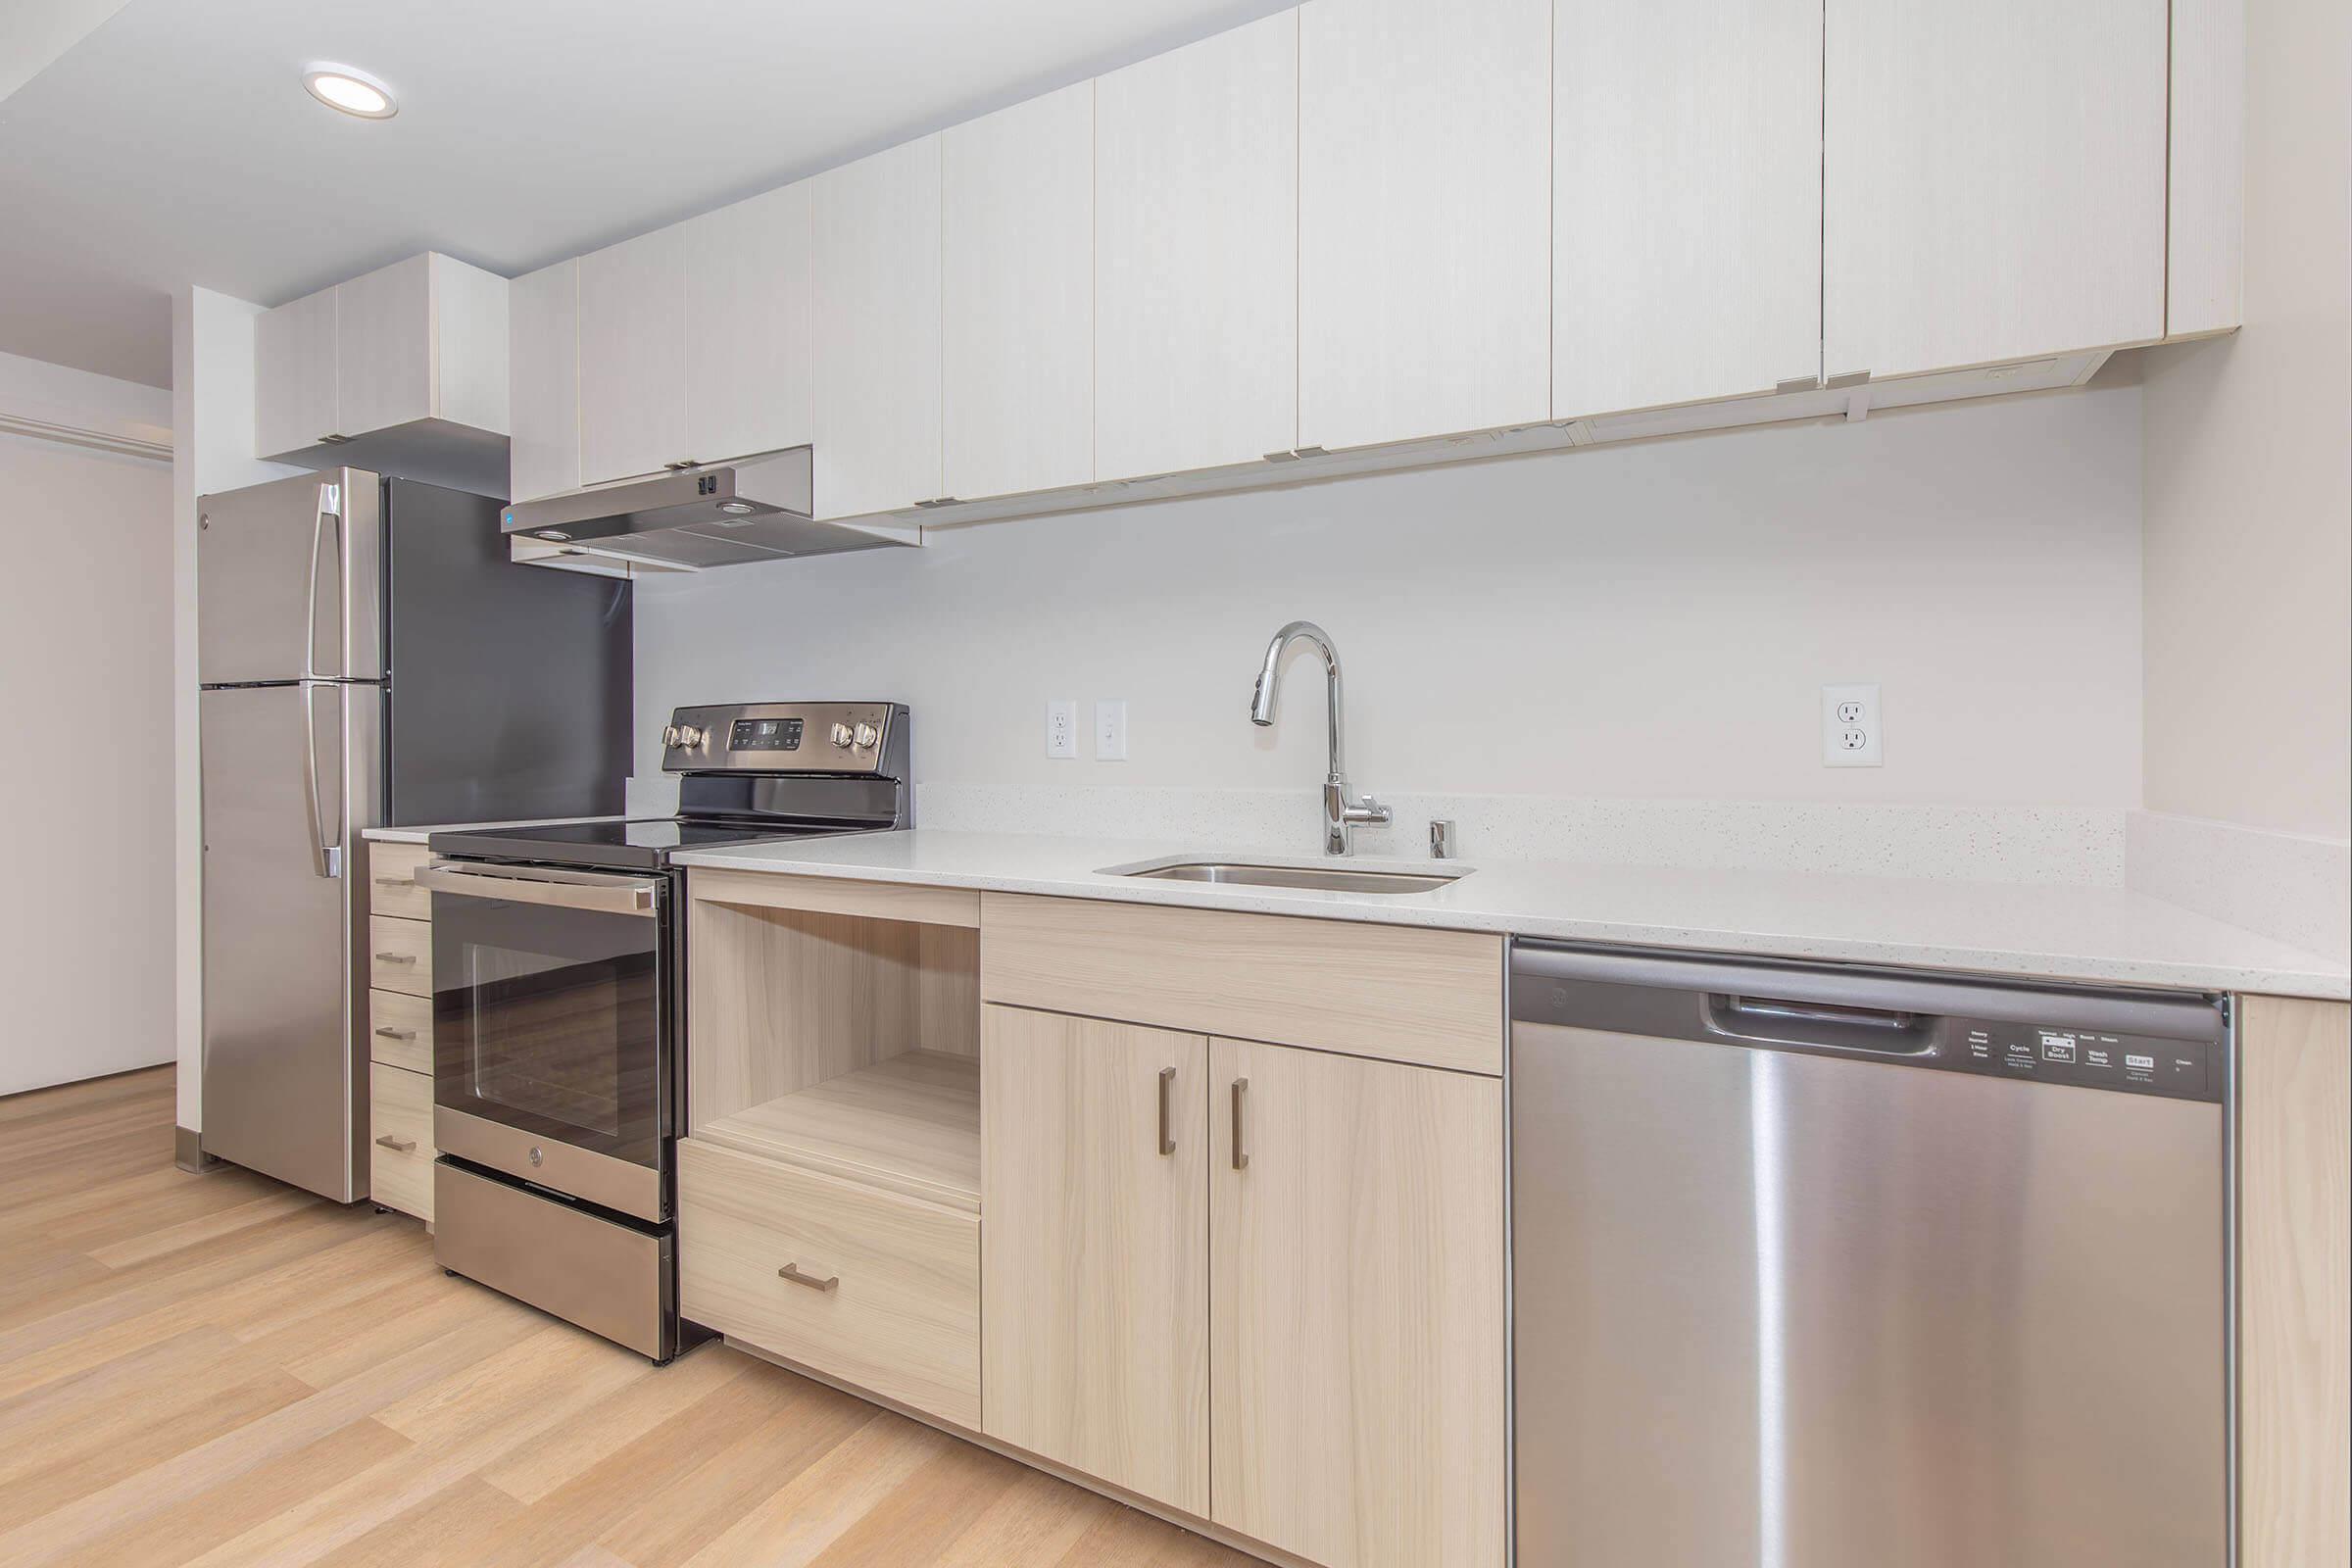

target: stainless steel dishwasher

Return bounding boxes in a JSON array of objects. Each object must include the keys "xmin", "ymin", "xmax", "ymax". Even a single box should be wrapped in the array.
[{"xmin": 1509, "ymin": 942, "xmax": 2229, "ymax": 1568}]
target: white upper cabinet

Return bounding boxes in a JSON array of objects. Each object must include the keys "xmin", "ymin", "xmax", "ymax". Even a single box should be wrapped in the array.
[
  {"xmin": 1553, "ymin": 0, "xmax": 1822, "ymax": 415},
  {"xmin": 1824, "ymin": 0, "xmax": 2168, "ymax": 380},
  {"xmin": 1096, "ymin": 11, "xmax": 1298, "ymax": 479},
  {"xmin": 332, "ymin": 254, "xmax": 432, "ymax": 440},
  {"xmin": 1298, "ymin": 0, "xmax": 1552, "ymax": 451},
  {"xmin": 256, "ymin": 253, "xmax": 510, "ymax": 469},
  {"xmin": 577, "ymin": 224, "xmax": 690, "ymax": 485},
  {"xmin": 254, "ymin": 285, "xmax": 339, "ymax": 459},
  {"xmin": 814, "ymin": 135, "xmax": 945, "ymax": 519},
  {"xmin": 682, "ymin": 180, "xmax": 814, "ymax": 466},
  {"xmin": 943, "ymin": 83, "xmax": 1094, "ymax": 501},
  {"xmin": 509, "ymin": 260, "xmax": 581, "ymax": 505}
]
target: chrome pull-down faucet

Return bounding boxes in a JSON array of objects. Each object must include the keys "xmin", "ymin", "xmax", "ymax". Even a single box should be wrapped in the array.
[{"xmin": 1250, "ymin": 620, "xmax": 1391, "ymax": 856}]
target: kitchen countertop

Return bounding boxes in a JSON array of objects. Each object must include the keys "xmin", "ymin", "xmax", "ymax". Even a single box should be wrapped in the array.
[
  {"xmin": 673, "ymin": 828, "xmax": 2351, "ymax": 1001},
  {"xmin": 361, "ymin": 816, "xmax": 623, "ymax": 845}
]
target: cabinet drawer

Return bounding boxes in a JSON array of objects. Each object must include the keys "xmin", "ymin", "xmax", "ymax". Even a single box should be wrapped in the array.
[
  {"xmin": 368, "ymin": 989, "xmax": 432, "ymax": 1074},
  {"xmin": 980, "ymin": 894, "xmax": 1503, "ymax": 1075},
  {"xmin": 678, "ymin": 1137, "xmax": 978, "ymax": 1427},
  {"xmin": 368, "ymin": 842, "xmax": 432, "ymax": 919},
  {"xmin": 369, "ymin": 1062, "xmax": 434, "ymax": 1221},
  {"xmin": 369, "ymin": 915, "xmax": 432, "ymax": 997}
]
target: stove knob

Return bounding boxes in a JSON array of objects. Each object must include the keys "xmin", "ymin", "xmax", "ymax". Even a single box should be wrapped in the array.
[
  {"xmin": 830, "ymin": 722, "xmax": 854, "ymax": 749},
  {"xmin": 853, "ymin": 722, "xmax": 880, "ymax": 750},
  {"xmin": 661, "ymin": 724, "xmax": 681, "ymax": 748},
  {"xmin": 675, "ymin": 723, "xmax": 706, "ymax": 749}
]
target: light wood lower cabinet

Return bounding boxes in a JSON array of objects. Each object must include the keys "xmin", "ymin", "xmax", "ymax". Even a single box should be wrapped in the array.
[
  {"xmin": 678, "ymin": 1136, "xmax": 980, "ymax": 1428},
  {"xmin": 980, "ymin": 1005, "xmax": 1210, "ymax": 1515},
  {"xmin": 1207, "ymin": 1037, "xmax": 1506, "ymax": 1568},
  {"xmin": 368, "ymin": 1061, "xmax": 434, "ymax": 1222},
  {"xmin": 368, "ymin": 914, "xmax": 432, "ymax": 998},
  {"xmin": 2239, "ymin": 995, "xmax": 2350, "ymax": 1568},
  {"xmin": 368, "ymin": 988, "xmax": 431, "ymax": 1076}
]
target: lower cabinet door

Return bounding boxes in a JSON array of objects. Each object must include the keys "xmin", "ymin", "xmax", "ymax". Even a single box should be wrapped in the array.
[
  {"xmin": 1208, "ymin": 1038, "xmax": 1506, "ymax": 1568},
  {"xmin": 980, "ymin": 1005, "xmax": 1210, "ymax": 1515}
]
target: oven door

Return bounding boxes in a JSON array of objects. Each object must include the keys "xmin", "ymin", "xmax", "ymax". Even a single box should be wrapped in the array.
[{"xmin": 421, "ymin": 860, "xmax": 670, "ymax": 1222}]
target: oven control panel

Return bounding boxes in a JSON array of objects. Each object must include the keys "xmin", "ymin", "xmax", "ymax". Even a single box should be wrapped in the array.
[{"xmin": 661, "ymin": 702, "xmax": 906, "ymax": 777}]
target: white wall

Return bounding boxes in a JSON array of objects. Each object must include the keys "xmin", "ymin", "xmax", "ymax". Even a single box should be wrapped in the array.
[
  {"xmin": 2141, "ymin": 0, "xmax": 2351, "ymax": 843},
  {"xmin": 637, "ymin": 386, "xmax": 2144, "ymax": 816},
  {"xmin": 0, "ymin": 353, "xmax": 172, "ymax": 1096},
  {"xmin": 170, "ymin": 287, "xmax": 303, "ymax": 1131}
]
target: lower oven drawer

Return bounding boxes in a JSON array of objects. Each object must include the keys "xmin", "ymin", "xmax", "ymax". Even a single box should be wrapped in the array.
[
  {"xmin": 678, "ymin": 1138, "xmax": 979, "ymax": 1427},
  {"xmin": 434, "ymin": 1160, "xmax": 672, "ymax": 1361}
]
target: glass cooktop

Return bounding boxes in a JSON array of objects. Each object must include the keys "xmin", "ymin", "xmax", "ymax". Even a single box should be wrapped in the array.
[{"xmin": 427, "ymin": 816, "xmax": 854, "ymax": 871}]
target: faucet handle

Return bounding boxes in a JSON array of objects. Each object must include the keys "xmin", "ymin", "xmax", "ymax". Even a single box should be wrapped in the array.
[{"xmin": 1342, "ymin": 794, "xmax": 1392, "ymax": 826}]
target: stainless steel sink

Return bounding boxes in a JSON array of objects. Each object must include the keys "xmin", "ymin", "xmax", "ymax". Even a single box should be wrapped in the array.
[{"xmin": 1118, "ymin": 860, "xmax": 1465, "ymax": 895}]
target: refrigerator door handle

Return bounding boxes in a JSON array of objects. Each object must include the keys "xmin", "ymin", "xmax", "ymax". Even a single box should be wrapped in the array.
[
  {"xmin": 301, "ymin": 681, "xmax": 341, "ymax": 879},
  {"xmin": 305, "ymin": 481, "xmax": 342, "ymax": 678}
]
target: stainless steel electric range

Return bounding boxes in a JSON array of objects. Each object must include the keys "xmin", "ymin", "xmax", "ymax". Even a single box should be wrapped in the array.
[{"xmin": 417, "ymin": 702, "xmax": 910, "ymax": 1361}]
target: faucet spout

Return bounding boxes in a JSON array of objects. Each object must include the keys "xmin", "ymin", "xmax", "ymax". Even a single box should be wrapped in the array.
[{"xmin": 1250, "ymin": 620, "xmax": 1388, "ymax": 855}]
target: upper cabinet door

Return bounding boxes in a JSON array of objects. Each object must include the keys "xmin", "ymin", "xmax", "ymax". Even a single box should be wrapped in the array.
[
  {"xmin": 943, "ymin": 83, "xmax": 1093, "ymax": 501},
  {"xmin": 578, "ymin": 224, "xmax": 689, "ymax": 485},
  {"xmin": 1824, "ymin": 0, "xmax": 2167, "ymax": 380},
  {"xmin": 1553, "ymin": 0, "xmax": 1821, "ymax": 415},
  {"xmin": 682, "ymin": 181, "xmax": 814, "ymax": 465},
  {"xmin": 1096, "ymin": 12, "xmax": 1298, "ymax": 479},
  {"xmin": 255, "ymin": 286, "xmax": 338, "ymax": 458},
  {"xmin": 509, "ymin": 260, "xmax": 582, "ymax": 504},
  {"xmin": 814, "ymin": 136, "xmax": 944, "ymax": 519},
  {"xmin": 1298, "ymin": 0, "xmax": 1552, "ymax": 451},
  {"xmin": 334, "ymin": 255, "xmax": 433, "ymax": 439}
]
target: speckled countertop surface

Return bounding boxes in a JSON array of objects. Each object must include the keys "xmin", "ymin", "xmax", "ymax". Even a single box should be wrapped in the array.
[{"xmin": 672, "ymin": 828, "xmax": 2350, "ymax": 1000}]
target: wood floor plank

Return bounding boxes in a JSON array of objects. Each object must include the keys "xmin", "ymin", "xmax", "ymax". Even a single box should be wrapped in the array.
[
  {"xmin": 56, "ymin": 1416, "xmax": 415, "ymax": 1568},
  {"xmin": 0, "ymin": 1063, "xmax": 1264, "ymax": 1568}
]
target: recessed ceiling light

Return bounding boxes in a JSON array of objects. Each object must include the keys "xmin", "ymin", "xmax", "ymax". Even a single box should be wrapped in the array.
[{"xmin": 302, "ymin": 64, "xmax": 397, "ymax": 120}]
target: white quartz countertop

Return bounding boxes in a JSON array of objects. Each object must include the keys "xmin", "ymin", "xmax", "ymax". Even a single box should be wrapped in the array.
[
  {"xmin": 362, "ymin": 817, "xmax": 623, "ymax": 845},
  {"xmin": 672, "ymin": 828, "xmax": 2351, "ymax": 1000}
]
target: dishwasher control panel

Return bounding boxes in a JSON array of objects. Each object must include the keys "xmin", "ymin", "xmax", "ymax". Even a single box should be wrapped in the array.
[{"xmin": 1951, "ymin": 1018, "xmax": 2220, "ymax": 1102}]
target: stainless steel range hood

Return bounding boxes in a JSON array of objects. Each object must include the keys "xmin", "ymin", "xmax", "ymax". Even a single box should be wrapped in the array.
[{"xmin": 500, "ymin": 449, "xmax": 917, "ymax": 568}]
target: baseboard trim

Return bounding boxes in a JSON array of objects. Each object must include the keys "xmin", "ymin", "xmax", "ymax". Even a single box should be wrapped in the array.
[
  {"xmin": 724, "ymin": 1337, "xmax": 1317, "ymax": 1568},
  {"xmin": 173, "ymin": 1125, "xmax": 221, "ymax": 1174}
]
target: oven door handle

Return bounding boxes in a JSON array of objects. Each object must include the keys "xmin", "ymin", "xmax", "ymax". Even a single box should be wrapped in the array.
[{"xmin": 416, "ymin": 861, "xmax": 660, "ymax": 916}]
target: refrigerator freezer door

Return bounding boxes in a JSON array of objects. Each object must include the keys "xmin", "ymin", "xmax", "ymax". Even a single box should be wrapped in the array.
[
  {"xmin": 199, "ymin": 469, "xmax": 383, "ymax": 683},
  {"xmin": 200, "ymin": 681, "xmax": 382, "ymax": 1201}
]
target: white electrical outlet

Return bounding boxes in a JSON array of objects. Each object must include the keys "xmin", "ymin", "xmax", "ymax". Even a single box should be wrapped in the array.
[
  {"xmin": 1046, "ymin": 700, "xmax": 1078, "ymax": 759},
  {"xmin": 1094, "ymin": 700, "xmax": 1128, "ymax": 761},
  {"xmin": 1822, "ymin": 683, "xmax": 1883, "ymax": 767}
]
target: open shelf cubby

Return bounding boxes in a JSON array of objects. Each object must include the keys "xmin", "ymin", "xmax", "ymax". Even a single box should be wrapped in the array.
[{"xmin": 687, "ymin": 881, "xmax": 981, "ymax": 1213}]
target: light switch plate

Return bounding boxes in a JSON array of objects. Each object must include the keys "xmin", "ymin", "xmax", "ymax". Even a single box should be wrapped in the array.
[
  {"xmin": 1094, "ymin": 700, "xmax": 1128, "ymax": 761},
  {"xmin": 1046, "ymin": 700, "xmax": 1077, "ymax": 759},
  {"xmin": 1822, "ymin": 683, "xmax": 1882, "ymax": 766}
]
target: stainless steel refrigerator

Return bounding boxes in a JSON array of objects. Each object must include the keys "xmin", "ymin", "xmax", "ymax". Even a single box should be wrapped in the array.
[{"xmin": 199, "ymin": 468, "xmax": 629, "ymax": 1201}]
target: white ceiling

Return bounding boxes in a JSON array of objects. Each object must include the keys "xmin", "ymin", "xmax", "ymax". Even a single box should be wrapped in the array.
[{"xmin": 0, "ymin": 0, "xmax": 1293, "ymax": 388}]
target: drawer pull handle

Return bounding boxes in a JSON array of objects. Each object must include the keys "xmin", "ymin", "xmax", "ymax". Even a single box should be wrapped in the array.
[
  {"xmin": 374, "ymin": 953, "xmax": 416, "ymax": 964},
  {"xmin": 374, "ymin": 1135, "xmax": 416, "ymax": 1153},
  {"xmin": 1231, "ymin": 1077, "xmax": 1250, "ymax": 1171},
  {"xmin": 374, "ymin": 878, "xmax": 413, "ymax": 889},
  {"xmin": 1157, "ymin": 1065, "xmax": 1176, "ymax": 1156},
  {"xmin": 778, "ymin": 1262, "xmax": 839, "ymax": 1293},
  {"xmin": 374, "ymin": 1027, "xmax": 416, "ymax": 1042}
]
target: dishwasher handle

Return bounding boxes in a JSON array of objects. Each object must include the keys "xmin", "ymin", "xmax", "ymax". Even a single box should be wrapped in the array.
[{"xmin": 1703, "ymin": 993, "xmax": 1936, "ymax": 1057}]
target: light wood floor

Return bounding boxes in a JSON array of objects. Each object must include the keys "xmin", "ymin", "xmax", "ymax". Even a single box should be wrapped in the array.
[{"xmin": 0, "ymin": 1066, "xmax": 1254, "ymax": 1567}]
